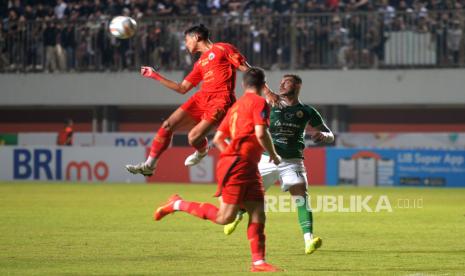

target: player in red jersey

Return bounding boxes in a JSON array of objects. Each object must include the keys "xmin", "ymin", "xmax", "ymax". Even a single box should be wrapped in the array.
[
  {"xmin": 56, "ymin": 118, "xmax": 73, "ymax": 146},
  {"xmin": 153, "ymin": 68, "xmax": 283, "ymax": 272},
  {"xmin": 126, "ymin": 24, "xmax": 251, "ymax": 176}
]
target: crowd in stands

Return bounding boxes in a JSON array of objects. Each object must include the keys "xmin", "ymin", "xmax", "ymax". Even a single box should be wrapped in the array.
[{"xmin": 1, "ymin": 0, "xmax": 464, "ymax": 72}]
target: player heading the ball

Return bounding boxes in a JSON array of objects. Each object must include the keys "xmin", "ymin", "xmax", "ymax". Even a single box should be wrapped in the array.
[{"xmin": 126, "ymin": 24, "xmax": 255, "ymax": 177}]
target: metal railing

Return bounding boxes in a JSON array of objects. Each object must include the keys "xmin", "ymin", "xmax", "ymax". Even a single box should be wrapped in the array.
[{"xmin": 1, "ymin": 11, "xmax": 464, "ymax": 73}]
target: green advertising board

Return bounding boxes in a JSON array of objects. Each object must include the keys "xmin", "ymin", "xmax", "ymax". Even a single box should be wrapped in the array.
[{"xmin": 0, "ymin": 134, "xmax": 18, "ymax": 145}]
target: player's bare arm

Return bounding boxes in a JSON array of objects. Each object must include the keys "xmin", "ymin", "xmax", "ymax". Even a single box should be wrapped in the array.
[
  {"xmin": 237, "ymin": 62, "xmax": 251, "ymax": 72},
  {"xmin": 213, "ymin": 130, "xmax": 229, "ymax": 153},
  {"xmin": 263, "ymin": 84, "xmax": 280, "ymax": 106},
  {"xmin": 310, "ymin": 123, "xmax": 334, "ymax": 144},
  {"xmin": 255, "ymin": 124, "xmax": 281, "ymax": 165},
  {"xmin": 141, "ymin": 66, "xmax": 194, "ymax": 95},
  {"xmin": 237, "ymin": 63, "xmax": 279, "ymax": 106}
]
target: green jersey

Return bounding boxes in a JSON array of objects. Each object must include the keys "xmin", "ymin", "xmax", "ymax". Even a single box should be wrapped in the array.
[{"xmin": 265, "ymin": 102, "xmax": 324, "ymax": 159}]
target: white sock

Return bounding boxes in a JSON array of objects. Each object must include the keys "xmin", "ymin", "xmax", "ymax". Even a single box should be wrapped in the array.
[
  {"xmin": 173, "ymin": 200, "xmax": 182, "ymax": 211},
  {"xmin": 145, "ymin": 156, "xmax": 157, "ymax": 167},
  {"xmin": 304, "ymin": 232, "xmax": 313, "ymax": 242},
  {"xmin": 253, "ymin": 260, "xmax": 265, "ymax": 265}
]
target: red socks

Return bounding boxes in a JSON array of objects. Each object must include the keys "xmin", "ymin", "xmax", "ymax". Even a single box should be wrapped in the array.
[
  {"xmin": 149, "ymin": 127, "xmax": 173, "ymax": 159},
  {"xmin": 177, "ymin": 201, "xmax": 265, "ymax": 263},
  {"xmin": 149, "ymin": 128, "xmax": 206, "ymax": 158},
  {"xmin": 248, "ymin": 222, "xmax": 266, "ymax": 262},
  {"xmin": 179, "ymin": 201, "xmax": 218, "ymax": 223}
]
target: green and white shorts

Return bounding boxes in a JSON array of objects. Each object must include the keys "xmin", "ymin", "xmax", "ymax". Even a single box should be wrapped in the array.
[{"xmin": 258, "ymin": 154, "xmax": 308, "ymax": 192}]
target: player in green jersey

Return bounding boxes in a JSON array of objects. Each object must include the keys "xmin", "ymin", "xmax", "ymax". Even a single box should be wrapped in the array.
[{"xmin": 223, "ymin": 74, "xmax": 334, "ymax": 255}]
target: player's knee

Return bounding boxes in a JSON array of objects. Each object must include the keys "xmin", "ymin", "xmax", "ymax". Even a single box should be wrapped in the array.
[
  {"xmin": 161, "ymin": 120, "xmax": 172, "ymax": 131},
  {"xmin": 257, "ymin": 212, "xmax": 266, "ymax": 223},
  {"xmin": 289, "ymin": 183, "xmax": 307, "ymax": 197},
  {"xmin": 216, "ymin": 213, "xmax": 236, "ymax": 225},
  {"xmin": 187, "ymin": 132, "xmax": 201, "ymax": 146},
  {"xmin": 249, "ymin": 210, "xmax": 266, "ymax": 224}
]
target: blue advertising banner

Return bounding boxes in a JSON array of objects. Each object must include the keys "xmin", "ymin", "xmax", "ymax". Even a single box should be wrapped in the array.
[{"xmin": 326, "ymin": 148, "xmax": 465, "ymax": 187}]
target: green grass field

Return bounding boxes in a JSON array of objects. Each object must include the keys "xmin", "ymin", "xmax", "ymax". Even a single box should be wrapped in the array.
[{"xmin": 1, "ymin": 182, "xmax": 465, "ymax": 275}]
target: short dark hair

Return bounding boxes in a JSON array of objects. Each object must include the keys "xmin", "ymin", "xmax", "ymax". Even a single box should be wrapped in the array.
[
  {"xmin": 243, "ymin": 67, "xmax": 266, "ymax": 89},
  {"xmin": 283, "ymin": 74, "xmax": 302, "ymax": 85},
  {"xmin": 184, "ymin": 24, "xmax": 210, "ymax": 41}
]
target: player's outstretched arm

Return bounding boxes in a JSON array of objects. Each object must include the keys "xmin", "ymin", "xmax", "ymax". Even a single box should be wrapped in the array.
[
  {"xmin": 255, "ymin": 125, "xmax": 281, "ymax": 165},
  {"xmin": 310, "ymin": 123, "xmax": 334, "ymax": 144},
  {"xmin": 263, "ymin": 84, "xmax": 280, "ymax": 107},
  {"xmin": 213, "ymin": 130, "xmax": 229, "ymax": 153},
  {"xmin": 237, "ymin": 63, "xmax": 280, "ymax": 106},
  {"xmin": 140, "ymin": 66, "xmax": 194, "ymax": 95}
]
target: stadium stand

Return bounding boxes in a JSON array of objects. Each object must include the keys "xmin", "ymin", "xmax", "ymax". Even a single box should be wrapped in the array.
[{"xmin": 1, "ymin": 1, "xmax": 464, "ymax": 72}]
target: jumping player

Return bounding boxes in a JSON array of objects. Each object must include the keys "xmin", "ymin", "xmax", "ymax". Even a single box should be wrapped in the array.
[
  {"xmin": 223, "ymin": 74, "xmax": 334, "ymax": 255},
  {"xmin": 126, "ymin": 24, "xmax": 249, "ymax": 176},
  {"xmin": 153, "ymin": 68, "xmax": 282, "ymax": 272}
]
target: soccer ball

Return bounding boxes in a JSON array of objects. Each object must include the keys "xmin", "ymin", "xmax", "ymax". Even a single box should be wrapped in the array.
[{"xmin": 109, "ymin": 16, "xmax": 137, "ymax": 39}]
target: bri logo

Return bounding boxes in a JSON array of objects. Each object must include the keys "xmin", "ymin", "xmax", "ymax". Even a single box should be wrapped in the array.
[{"xmin": 13, "ymin": 149, "xmax": 109, "ymax": 181}]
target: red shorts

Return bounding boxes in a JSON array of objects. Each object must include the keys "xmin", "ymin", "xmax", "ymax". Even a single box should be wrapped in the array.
[
  {"xmin": 215, "ymin": 156, "xmax": 264, "ymax": 205},
  {"xmin": 180, "ymin": 91, "xmax": 235, "ymax": 123}
]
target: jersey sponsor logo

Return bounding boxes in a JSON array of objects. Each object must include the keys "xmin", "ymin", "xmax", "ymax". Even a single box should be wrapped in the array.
[
  {"xmin": 200, "ymin": 58, "xmax": 209, "ymax": 67},
  {"xmin": 276, "ymin": 137, "xmax": 288, "ymax": 144},
  {"xmin": 208, "ymin": 53, "xmax": 215, "ymax": 60},
  {"xmin": 284, "ymin": 112, "xmax": 294, "ymax": 120},
  {"xmin": 274, "ymin": 120, "xmax": 300, "ymax": 128},
  {"xmin": 296, "ymin": 110, "xmax": 304, "ymax": 118}
]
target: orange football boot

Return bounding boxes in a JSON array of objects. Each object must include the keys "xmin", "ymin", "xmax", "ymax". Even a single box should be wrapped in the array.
[
  {"xmin": 153, "ymin": 194, "xmax": 182, "ymax": 221},
  {"xmin": 250, "ymin": 262, "xmax": 283, "ymax": 272}
]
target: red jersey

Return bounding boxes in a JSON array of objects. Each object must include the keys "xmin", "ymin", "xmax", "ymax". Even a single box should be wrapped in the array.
[
  {"xmin": 217, "ymin": 92, "xmax": 270, "ymax": 163},
  {"xmin": 184, "ymin": 42, "xmax": 246, "ymax": 94}
]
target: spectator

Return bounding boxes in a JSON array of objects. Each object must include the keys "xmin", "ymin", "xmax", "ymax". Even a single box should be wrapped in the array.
[
  {"xmin": 6, "ymin": 10, "xmax": 20, "ymax": 70},
  {"xmin": 43, "ymin": 19, "xmax": 58, "ymax": 72},
  {"xmin": 55, "ymin": 0, "xmax": 67, "ymax": 20},
  {"xmin": 96, "ymin": 22, "xmax": 112, "ymax": 70},
  {"xmin": 55, "ymin": 22, "xmax": 67, "ymax": 71},
  {"xmin": 0, "ymin": 21, "xmax": 7, "ymax": 71},
  {"xmin": 364, "ymin": 22, "xmax": 381, "ymax": 67},
  {"xmin": 61, "ymin": 23, "xmax": 77, "ymax": 71},
  {"xmin": 57, "ymin": 119, "xmax": 74, "ymax": 146},
  {"xmin": 24, "ymin": 5, "xmax": 36, "ymax": 20},
  {"xmin": 432, "ymin": 13, "xmax": 450, "ymax": 65},
  {"xmin": 348, "ymin": 14, "xmax": 364, "ymax": 65},
  {"xmin": 8, "ymin": 0, "xmax": 24, "ymax": 17},
  {"xmin": 447, "ymin": 19, "xmax": 463, "ymax": 64},
  {"xmin": 328, "ymin": 16, "xmax": 351, "ymax": 67},
  {"xmin": 273, "ymin": 0, "xmax": 290, "ymax": 14},
  {"xmin": 35, "ymin": 3, "xmax": 51, "ymax": 19},
  {"xmin": 378, "ymin": 0, "xmax": 396, "ymax": 26}
]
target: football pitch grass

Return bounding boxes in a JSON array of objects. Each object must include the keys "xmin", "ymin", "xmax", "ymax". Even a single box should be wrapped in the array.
[{"xmin": 1, "ymin": 182, "xmax": 464, "ymax": 275}]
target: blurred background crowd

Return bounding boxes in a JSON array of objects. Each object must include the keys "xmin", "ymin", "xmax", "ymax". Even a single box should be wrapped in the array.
[{"xmin": 1, "ymin": 0, "xmax": 464, "ymax": 72}]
